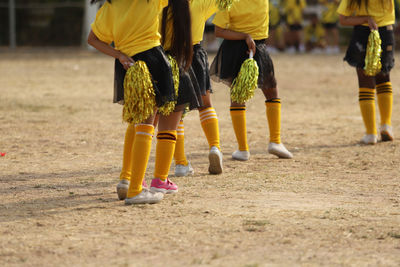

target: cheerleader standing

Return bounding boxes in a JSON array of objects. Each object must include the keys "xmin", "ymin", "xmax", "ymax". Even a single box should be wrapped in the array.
[
  {"xmin": 88, "ymin": 0, "xmax": 189, "ymax": 204},
  {"xmin": 210, "ymin": 0, "xmax": 293, "ymax": 161},
  {"xmin": 338, "ymin": 0, "xmax": 395, "ymax": 144},
  {"xmin": 172, "ymin": 0, "xmax": 225, "ymax": 177}
]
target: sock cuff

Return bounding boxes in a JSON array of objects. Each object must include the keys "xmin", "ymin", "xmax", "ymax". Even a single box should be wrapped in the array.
[
  {"xmin": 376, "ymin": 81, "xmax": 392, "ymax": 88},
  {"xmin": 199, "ymin": 107, "xmax": 215, "ymax": 115},
  {"xmin": 265, "ymin": 101, "xmax": 281, "ymax": 108},
  {"xmin": 200, "ymin": 107, "xmax": 218, "ymax": 123},
  {"xmin": 359, "ymin": 88, "xmax": 375, "ymax": 101},
  {"xmin": 265, "ymin": 98, "xmax": 281, "ymax": 104},
  {"xmin": 157, "ymin": 130, "xmax": 177, "ymax": 141},
  {"xmin": 177, "ymin": 121, "xmax": 184, "ymax": 135},
  {"xmin": 359, "ymin": 87, "xmax": 375, "ymax": 93},
  {"xmin": 135, "ymin": 124, "xmax": 154, "ymax": 136},
  {"xmin": 230, "ymin": 107, "xmax": 246, "ymax": 112},
  {"xmin": 376, "ymin": 82, "xmax": 393, "ymax": 94}
]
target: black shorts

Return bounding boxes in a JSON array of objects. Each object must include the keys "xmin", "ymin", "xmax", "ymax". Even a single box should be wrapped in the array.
[
  {"xmin": 269, "ymin": 24, "xmax": 279, "ymax": 31},
  {"xmin": 344, "ymin": 25, "xmax": 395, "ymax": 74},
  {"xmin": 113, "ymin": 46, "xmax": 175, "ymax": 106},
  {"xmin": 210, "ymin": 39, "xmax": 277, "ymax": 89},
  {"xmin": 288, "ymin": 23, "xmax": 303, "ymax": 31},
  {"xmin": 322, "ymin": 22, "xmax": 338, "ymax": 29}
]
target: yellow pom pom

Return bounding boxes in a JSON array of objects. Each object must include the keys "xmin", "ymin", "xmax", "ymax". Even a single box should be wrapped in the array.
[
  {"xmin": 159, "ymin": 54, "xmax": 179, "ymax": 115},
  {"xmin": 215, "ymin": 0, "xmax": 235, "ymax": 10},
  {"xmin": 231, "ymin": 53, "xmax": 259, "ymax": 104},
  {"xmin": 122, "ymin": 61, "xmax": 156, "ymax": 124},
  {"xmin": 364, "ymin": 30, "xmax": 382, "ymax": 76}
]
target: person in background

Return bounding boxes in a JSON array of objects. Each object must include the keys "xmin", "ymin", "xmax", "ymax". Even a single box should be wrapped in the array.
[
  {"xmin": 304, "ymin": 13, "xmax": 326, "ymax": 53},
  {"xmin": 268, "ymin": 0, "xmax": 284, "ymax": 53},
  {"xmin": 283, "ymin": 0, "xmax": 306, "ymax": 53},
  {"xmin": 319, "ymin": 0, "xmax": 340, "ymax": 54}
]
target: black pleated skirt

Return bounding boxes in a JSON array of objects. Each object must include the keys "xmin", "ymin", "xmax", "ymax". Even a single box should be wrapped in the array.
[{"xmin": 344, "ymin": 25, "xmax": 395, "ymax": 74}]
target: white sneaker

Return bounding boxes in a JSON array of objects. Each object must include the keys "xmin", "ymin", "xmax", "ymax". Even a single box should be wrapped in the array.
[
  {"xmin": 208, "ymin": 146, "xmax": 223, "ymax": 174},
  {"xmin": 124, "ymin": 188, "xmax": 164, "ymax": 205},
  {"xmin": 116, "ymin": 179, "xmax": 129, "ymax": 200},
  {"xmin": 175, "ymin": 161, "xmax": 194, "ymax": 177},
  {"xmin": 232, "ymin": 150, "xmax": 250, "ymax": 161},
  {"xmin": 380, "ymin": 124, "xmax": 394, "ymax": 141},
  {"xmin": 268, "ymin": 143, "xmax": 293, "ymax": 159},
  {"xmin": 360, "ymin": 134, "xmax": 378, "ymax": 145}
]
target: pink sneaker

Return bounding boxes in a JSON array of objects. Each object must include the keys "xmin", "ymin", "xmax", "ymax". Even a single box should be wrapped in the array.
[{"xmin": 150, "ymin": 178, "xmax": 178, "ymax": 194}]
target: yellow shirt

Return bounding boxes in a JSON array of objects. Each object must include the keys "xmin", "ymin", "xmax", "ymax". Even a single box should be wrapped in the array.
[
  {"xmin": 319, "ymin": 0, "xmax": 339, "ymax": 23},
  {"xmin": 213, "ymin": 0, "xmax": 270, "ymax": 40},
  {"xmin": 304, "ymin": 23, "xmax": 325, "ymax": 43},
  {"xmin": 191, "ymin": 0, "xmax": 218, "ymax": 44},
  {"xmin": 269, "ymin": 0, "xmax": 281, "ymax": 26},
  {"xmin": 91, "ymin": 0, "xmax": 168, "ymax": 57},
  {"xmin": 337, "ymin": 0, "xmax": 395, "ymax": 27},
  {"xmin": 284, "ymin": 0, "xmax": 306, "ymax": 25}
]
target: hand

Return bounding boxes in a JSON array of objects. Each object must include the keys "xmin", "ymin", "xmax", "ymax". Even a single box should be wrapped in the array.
[
  {"xmin": 245, "ymin": 34, "xmax": 256, "ymax": 56},
  {"xmin": 118, "ymin": 52, "xmax": 135, "ymax": 70},
  {"xmin": 367, "ymin": 17, "xmax": 378, "ymax": 30}
]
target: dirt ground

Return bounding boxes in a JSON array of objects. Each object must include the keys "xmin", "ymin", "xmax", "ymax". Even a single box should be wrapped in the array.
[{"xmin": 0, "ymin": 49, "xmax": 399, "ymax": 266}]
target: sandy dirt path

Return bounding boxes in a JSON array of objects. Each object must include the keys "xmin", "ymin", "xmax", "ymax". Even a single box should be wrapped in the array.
[{"xmin": 1, "ymin": 50, "xmax": 399, "ymax": 266}]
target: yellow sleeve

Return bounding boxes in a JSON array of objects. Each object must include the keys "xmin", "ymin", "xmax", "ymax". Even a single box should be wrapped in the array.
[
  {"xmin": 337, "ymin": 0, "xmax": 351, "ymax": 16},
  {"xmin": 91, "ymin": 3, "xmax": 113, "ymax": 44},
  {"xmin": 159, "ymin": 0, "xmax": 168, "ymax": 10},
  {"xmin": 301, "ymin": 0, "xmax": 307, "ymax": 9},
  {"xmin": 204, "ymin": 0, "xmax": 218, "ymax": 20},
  {"xmin": 212, "ymin": 10, "xmax": 230, "ymax": 29}
]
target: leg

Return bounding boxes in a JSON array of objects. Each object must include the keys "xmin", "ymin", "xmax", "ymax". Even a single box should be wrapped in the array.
[
  {"xmin": 230, "ymin": 99, "xmax": 250, "ymax": 161},
  {"xmin": 262, "ymin": 79, "xmax": 292, "ymax": 158},
  {"xmin": 376, "ymin": 72, "xmax": 394, "ymax": 141},
  {"xmin": 173, "ymin": 119, "xmax": 194, "ymax": 176},
  {"xmin": 356, "ymin": 68, "xmax": 378, "ymax": 144},
  {"xmin": 150, "ymin": 106, "xmax": 184, "ymax": 194},
  {"xmin": 198, "ymin": 91, "xmax": 223, "ymax": 174},
  {"xmin": 117, "ymin": 112, "xmax": 158, "ymax": 200},
  {"xmin": 125, "ymin": 111, "xmax": 164, "ymax": 204}
]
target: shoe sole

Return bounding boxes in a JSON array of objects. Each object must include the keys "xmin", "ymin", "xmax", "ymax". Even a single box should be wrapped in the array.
[
  {"xmin": 268, "ymin": 149, "xmax": 293, "ymax": 159},
  {"xmin": 150, "ymin": 187, "xmax": 178, "ymax": 194},
  {"xmin": 381, "ymin": 131, "xmax": 394, "ymax": 142},
  {"xmin": 232, "ymin": 155, "xmax": 249, "ymax": 161},
  {"xmin": 125, "ymin": 198, "xmax": 162, "ymax": 205},
  {"xmin": 208, "ymin": 152, "xmax": 223, "ymax": 174},
  {"xmin": 116, "ymin": 185, "xmax": 128, "ymax": 200}
]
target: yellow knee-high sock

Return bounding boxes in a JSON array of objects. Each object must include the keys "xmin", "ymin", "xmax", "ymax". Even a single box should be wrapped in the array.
[
  {"xmin": 154, "ymin": 130, "xmax": 177, "ymax": 181},
  {"xmin": 376, "ymin": 82, "xmax": 393, "ymax": 126},
  {"xmin": 265, "ymin": 99, "xmax": 281, "ymax": 144},
  {"xmin": 199, "ymin": 107, "xmax": 220, "ymax": 150},
  {"xmin": 174, "ymin": 120, "xmax": 188, "ymax": 165},
  {"xmin": 230, "ymin": 107, "xmax": 248, "ymax": 151},
  {"xmin": 120, "ymin": 123, "xmax": 135, "ymax": 181},
  {"xmin": 359, "ymin": 88, "xmax": 377, "ymax": 135},
  {"xmin": 126, "ymin": 124, "xmax": 154, "ymax": 198}
]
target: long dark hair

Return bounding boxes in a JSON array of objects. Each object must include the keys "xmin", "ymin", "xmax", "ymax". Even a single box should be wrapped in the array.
[
  {"xmin": 161, "ymin": 0, "xmax": 193, "ymax": 71},
  {"xmin": 347, "ymin": 0, "xmax": 392, "ymax": 12}
]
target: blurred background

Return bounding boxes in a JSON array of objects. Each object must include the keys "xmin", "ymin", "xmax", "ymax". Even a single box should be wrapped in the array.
[{"xmin": 0, "ymin": 0, "xmax": 399, "ymax": 53}]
